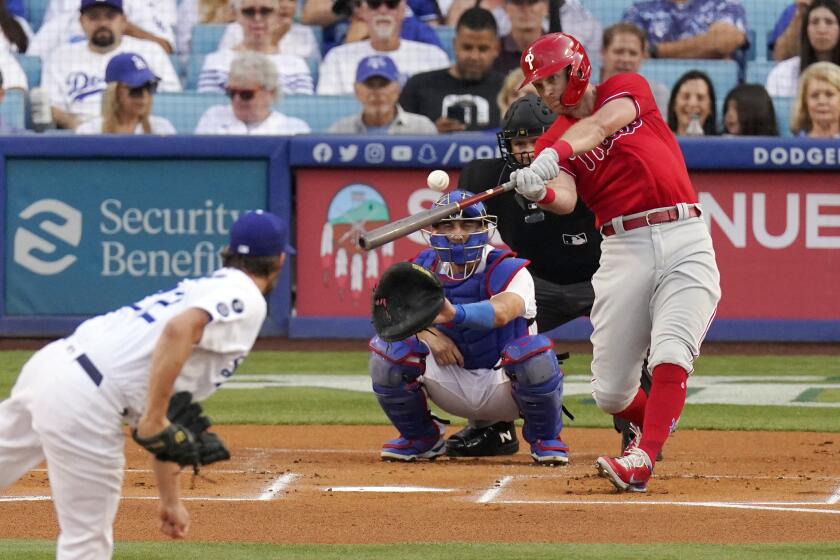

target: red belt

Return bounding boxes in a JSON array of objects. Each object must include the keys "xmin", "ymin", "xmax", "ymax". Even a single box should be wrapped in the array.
[{"xmin": 600, "ymin": 205, "xmax": 701, "ymax": 237}]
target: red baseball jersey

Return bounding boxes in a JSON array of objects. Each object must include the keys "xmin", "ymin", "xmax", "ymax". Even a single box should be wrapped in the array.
[{"xmin": 535, "ymin": 73, "xmax": 698, "ymax": 227}]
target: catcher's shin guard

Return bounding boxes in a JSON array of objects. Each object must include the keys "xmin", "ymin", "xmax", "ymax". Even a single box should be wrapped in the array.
[
  {"xmin": 369, "ymin": 336, "xmax": 438, "ymax": 440},
  {"xmin": 502, "ymin": 335, "xmax": 568, "ymax": 464}
]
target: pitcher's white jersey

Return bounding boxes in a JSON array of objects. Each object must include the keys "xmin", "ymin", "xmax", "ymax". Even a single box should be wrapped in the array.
[
  {"xmin": 42, "ymin": 36, "xmax": 181, "ymax": 121},
  {"xmin": 70, "ymin": 267, "xmax": 266, "ymax": 419}
]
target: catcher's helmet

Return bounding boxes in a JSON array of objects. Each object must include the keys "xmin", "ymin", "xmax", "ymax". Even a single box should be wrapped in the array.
[
  {"xmin": 518, "ymin": 32, "xmax": 592, "ymax": 107},
  {"xmin": 424, "ymin": 189, "xmax": 497, "ymax": 279},
  {"xmin": 497, "ymin": 93, "xmax": 557, "ymax": 168}
]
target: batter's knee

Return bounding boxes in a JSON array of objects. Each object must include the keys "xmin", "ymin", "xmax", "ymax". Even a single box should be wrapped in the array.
[
  {"xmin": 591, "ymin": 387, "xmax": 637, "ymax": 415},
  {"xmin": 648, "ymin": 339, "xmax": 695, "ymax": 374},
  {"xmin": 369, "ymin": 336, "xmax": 429, "ymax": 388}
]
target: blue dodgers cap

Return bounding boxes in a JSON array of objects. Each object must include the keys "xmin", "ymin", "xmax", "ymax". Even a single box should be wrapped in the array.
[
  {"xmin": 80, "ymin": 0, "xmax": 123, "ymax": 12},
  {"xmin": 105, "ymin": 53, "xmax": 159, "ymax": 87},
  {"xmin": 230, "ymin": 210, "xmax": 295, "ymax": 256},
  {"xmin": 355, "ymin": 54, "xmax": 399, "ymax": 83}
]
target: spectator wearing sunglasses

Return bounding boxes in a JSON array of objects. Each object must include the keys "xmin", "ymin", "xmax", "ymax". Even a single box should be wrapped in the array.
[
  {"xmin": 40, "ymin": 0, "xmax": 181, "ymax": 130},
  {"xmin": 317, "ymin": 0, "xmax": 449, "ymax": 94},
  {"xmin": 328, "ymin": 54, "xmax": 436, "ymax": 133},
  {"xmin": 195, "ymin": 51, "xmax": 311, "ymax": 135},
  {"xmin": 198, "ymin": 0, "xmax": 314, "ymax": 95},
  {"xmin": 75, "ymin": 52, "xmax": 175, "ymax": 134},
  {"xmin": 215, "ymin": 0, "xmax": 321, "ymax": 64},
  {"xmin": 400, "ymin": 7, "xmax": 505, "ymax": 132}
]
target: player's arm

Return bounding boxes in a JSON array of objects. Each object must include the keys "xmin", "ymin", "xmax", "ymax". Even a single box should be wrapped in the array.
[
  {"xmin": 434, "ymin": 292, "xmax": 526, "ymax": 329},
  {"xmin": 136, "ymin": 308, "xmax": 211, "ymax": 438},
  {"xmin": 655, "ymin": 22, "xmax": 746, "ymax": 59},
  {"xmin": 557, "ymin": 95, "xmax": 638, "ymax": 155},
  {"xmin": 540, "ymin": 172, "xmax": 578, "ymax": 215},
  {"xmin": 153, "ymin": 459, "xmax": 190, "ymax": 539},
  {"xmin": 417, "ymin": 326, "xmax": 464, "ymax": 367}
]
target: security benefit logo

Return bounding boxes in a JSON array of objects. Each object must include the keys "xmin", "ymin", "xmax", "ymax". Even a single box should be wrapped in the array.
[{"xmin": 14, "ymin": 199, "xmax": 82, "ymax": 275}]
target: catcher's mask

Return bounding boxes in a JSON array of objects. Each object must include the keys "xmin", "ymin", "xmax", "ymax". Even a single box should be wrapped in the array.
[
  {"xmin": 518, "ymin": 32, "xmax": 592, "ymax": 107},
  {"xmin": 497, "ymin": 93, "xmax": 557, "ymax": 168},
  {"xmin": 422, "ymin": 189, "xmax": 497, "ymax": 280}
]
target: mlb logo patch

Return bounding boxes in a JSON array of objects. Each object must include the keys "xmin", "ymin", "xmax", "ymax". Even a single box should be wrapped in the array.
[{"xmin": 562, "ymin": 233, "xmax": 588, "ymax": 246}]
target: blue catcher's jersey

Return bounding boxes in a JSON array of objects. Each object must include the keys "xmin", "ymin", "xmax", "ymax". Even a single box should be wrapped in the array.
[{"xmin": 413, "ymin": 248, "xmax": 531, "ymax": 369}]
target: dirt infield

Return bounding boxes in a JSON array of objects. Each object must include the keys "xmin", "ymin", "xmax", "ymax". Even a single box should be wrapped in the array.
[{"xmin": 2, "ymin": 426, "xmax": 839, "ymax": 545}]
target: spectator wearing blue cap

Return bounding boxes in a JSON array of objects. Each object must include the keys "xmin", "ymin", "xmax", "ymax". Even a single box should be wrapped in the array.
[
  {"xmin": 76, "ymin": 52, "xmax": 175, "ymax": 134},
  {"xmin": 328, "ymin": 54, "xmax": 437, "ymax": 134}
]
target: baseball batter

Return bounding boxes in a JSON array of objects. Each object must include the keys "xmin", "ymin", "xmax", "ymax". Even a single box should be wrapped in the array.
[
  {"xmin": 0, "ymin": 210, "xmax": 293, "ymax": 558},
  {"xmin": 369, "ymin": 190, "xmax": 570, "ymax": 465},
  {"xmin": 511, "ymin": 33, "xmax": 721, "ymax": 492}
]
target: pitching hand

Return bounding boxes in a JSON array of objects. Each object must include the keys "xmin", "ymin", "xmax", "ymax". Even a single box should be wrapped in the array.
[
  {"xmin": 511, "ymin": 168, "xmax": 547, "ymax": 202},
  {"xmin": 159, "ymin": 500, "xmax": 189, "ymax": 539}
]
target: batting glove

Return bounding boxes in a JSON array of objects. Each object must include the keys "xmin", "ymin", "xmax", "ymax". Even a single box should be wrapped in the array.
[
  {"xmin": 530, "ymin": 147, "xmax": 560, "ymax": 181},
  {"xmin": 511, "ymin": 168, "xmax": 547, "ymax": 202}
]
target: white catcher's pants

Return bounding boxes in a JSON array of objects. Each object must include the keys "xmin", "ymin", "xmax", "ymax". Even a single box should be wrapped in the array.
[{"xmin": 0, "ymin": 340, "xmax": 126, "ymax": 559}]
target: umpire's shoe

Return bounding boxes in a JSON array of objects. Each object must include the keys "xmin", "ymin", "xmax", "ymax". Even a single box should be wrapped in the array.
[{"xmin": 445, "ymin": 421, "xmax": 519, "ymax": 457}]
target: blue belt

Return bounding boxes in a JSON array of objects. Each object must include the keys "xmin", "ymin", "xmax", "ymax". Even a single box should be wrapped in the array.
[{"xmin": 76, "ymin": 353, "xmax": 103, "ymax": 387}]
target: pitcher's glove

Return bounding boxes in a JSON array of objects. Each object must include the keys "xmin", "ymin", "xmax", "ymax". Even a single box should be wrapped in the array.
[
  {"xmin": 133, "ymin": 392, "xmax": 231, "ymax": 469},
  {"xmin": 372, "ymin": 262, "xmax": 444, "ymax": 342}
]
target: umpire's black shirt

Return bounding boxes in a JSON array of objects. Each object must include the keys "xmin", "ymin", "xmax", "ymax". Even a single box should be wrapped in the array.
[{"xmin": 459, "ymin": 157, "xmax": 602, "ymax": 285}]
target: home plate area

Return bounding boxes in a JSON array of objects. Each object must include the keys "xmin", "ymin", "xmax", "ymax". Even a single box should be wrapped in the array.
[{"xmin": 1, "ymin": 425, "xmax": 838, "ymax": 544}]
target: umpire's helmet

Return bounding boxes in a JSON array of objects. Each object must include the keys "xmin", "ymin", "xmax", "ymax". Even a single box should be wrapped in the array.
[
  {"xmin": 497, "ymin": 94, "xmax": 557, "ymax": 168},
  {"xmin": 423, "ymin": 189, "xmax": 497, "ymax": 280}
]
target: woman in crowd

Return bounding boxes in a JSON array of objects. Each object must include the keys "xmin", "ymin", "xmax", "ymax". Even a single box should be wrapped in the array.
[
  {"xmin": 790, "ymin": 60, "xmax": 840, "ymax": 137},
  {"xmin": 198, "ymin": 0, "xmax": 314, "ymax": 94},
  {"xmin": 722, "ymin": 83, "xmax": 779, "ymax": 136},
  {"xmin": 177, "ymin": 0, "xmax": 236, "ymax": 54},
  {"xmin": 496, "ymin": 67, "xmax": 537, "ymax": 119},
  {"xmin": 0, "ymin": 0, "xmax": 30, "ymax": 53},
  {"xmin": 667, "ymin": 70, "xmax": 718, "ymax": 136},
  {"xmin": 76, "ymin": 52, "xmax": 176, "ymax": 134},
  {"xmin": 766, "ymin": 0, "xmax": 840, "ymax": 97}
]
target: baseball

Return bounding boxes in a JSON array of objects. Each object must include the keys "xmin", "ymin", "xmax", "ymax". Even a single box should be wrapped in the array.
[{"xmin": 426, "ymin": 170, "xmax": 450, "ymax": 192}]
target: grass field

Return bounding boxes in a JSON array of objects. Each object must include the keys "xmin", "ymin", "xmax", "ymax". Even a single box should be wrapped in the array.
[{"xmin": 1, "ymin": 349, "xmax": 839, "ymax": 558}]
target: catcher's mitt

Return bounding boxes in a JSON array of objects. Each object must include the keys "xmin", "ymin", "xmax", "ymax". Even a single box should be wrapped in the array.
[
  {"xmin": 372, "ymin": 262, "xmax": 444, "ymax": 342},
  {"xmin": 132, "ymin": 392, "xmax": 230, "ymax": 469}
]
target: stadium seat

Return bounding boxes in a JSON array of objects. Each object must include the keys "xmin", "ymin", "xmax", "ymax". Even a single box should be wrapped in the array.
[
  {"xmin": 746, "ymin": 59, "xmax": 776, "ymax": 86},
  {"xmin": 1, "ymin": 89, "xmax": 26, "ymax": 130},
  {"xmin": 640, "ymin": 59, "xmax": 739, "ymax": 103},
  {"xmin": 152, "ymin": 92, "xmax": 360, "ymax": 133},
  {"xmin": 14, "ymin": 54, "xmax": 41, "ymax": 89},
  {"xmin": 185, "ymin": 53, "xmax": 205, "ymax": 90},
  {"xmin": 278, "ymin": 95, "xmax": 360, "ymax": 132},
  {"xmin": 24, "ymin": 0, "xmax": 49, "ymax": 32},
  {"xmin": 772, "ymin": 96, "xmax": 793, "ymax": 137},
  {"xmin": 191, "ymin": 24, "xmax": 226, "ymax": 55},
  {"xmin": 583, "ymin": 0, "xmax": 634, "ymax": 29},
  {"xmin": 434, "ymin": 26, "xmax": 455, "ymax": 63},
  {"xmin": 740, "ymin": 0, "xmax": 790, "ymax": 61}
]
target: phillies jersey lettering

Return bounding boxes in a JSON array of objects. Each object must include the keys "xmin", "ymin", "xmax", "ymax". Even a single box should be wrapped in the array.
[{"xmin": 536, "ymin": 73, "xmax": 697, "ymax": 226}]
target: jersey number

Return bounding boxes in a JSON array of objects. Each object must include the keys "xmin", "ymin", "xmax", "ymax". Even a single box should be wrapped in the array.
[{"xmin": 131, "ymin": 288, "xmax": 185, "ymax": 323}]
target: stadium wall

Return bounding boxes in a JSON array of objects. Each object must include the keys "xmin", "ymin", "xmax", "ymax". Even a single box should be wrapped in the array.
[{"xmin": 1, "ymin": 135, "xmax": 838, "ymax": 341}]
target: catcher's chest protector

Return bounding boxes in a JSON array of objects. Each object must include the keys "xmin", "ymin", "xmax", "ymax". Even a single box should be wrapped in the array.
[{"xmin": 413, "ymin": 249, "xmax": 530, "ymax": 369}]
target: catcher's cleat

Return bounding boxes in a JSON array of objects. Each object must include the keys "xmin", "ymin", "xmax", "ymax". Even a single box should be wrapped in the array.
[
  {"xmin": 445, "ymin": 421, "xmax": 519, "ymax": 457},
  {"xmin": 595, "ymin": 448, "xmax": 652, "ymax": 493},
  {"xmin": 529, "ymin": 438, "xmax": 570, "ymax": 466},
  {"xmin": 380, "ymin": 421, "xmax": 446, "ymax": 462}
]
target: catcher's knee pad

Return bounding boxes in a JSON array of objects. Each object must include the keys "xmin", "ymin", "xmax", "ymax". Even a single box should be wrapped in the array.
[
  {"xmin": 501, "ymin": 335, "xmax": 564, "ymax": 442},
  {"xmin": 369, "ymin": 335, "xmax": 429, "ymax": 387}
]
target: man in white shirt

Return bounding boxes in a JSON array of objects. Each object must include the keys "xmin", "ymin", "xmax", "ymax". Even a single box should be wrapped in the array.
[
  {"xmin": 195, "ymin": 51, "xmax": 311, "ymax": 135},
  {"xmin": 0, "ymin": 209, "xmax": 294, "ymax": 559},
  {"xmin": 41, "ymin": 0, "xmax": 182, "ymax": 129},
  {"xmin": 317, "ymin": 0, "xmax": 450, "ymax": 95},
  {"xmin": 30, "ymin": 0, "xmax": 178, "ymax": 56}
]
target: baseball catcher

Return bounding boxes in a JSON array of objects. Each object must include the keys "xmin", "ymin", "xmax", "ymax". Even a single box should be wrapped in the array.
[{"xmin": 369, "ymin": 190, "xmax": 570, "ymax": 465}]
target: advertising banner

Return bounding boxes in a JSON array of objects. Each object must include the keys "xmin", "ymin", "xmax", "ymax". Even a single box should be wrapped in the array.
[
  {"xmin": 5, "ymin": 158, "xmax": 267, "ymax": 315},
  {"xmin": 296, "ymin": 169, "xmax": 840, "ymax": 324}
]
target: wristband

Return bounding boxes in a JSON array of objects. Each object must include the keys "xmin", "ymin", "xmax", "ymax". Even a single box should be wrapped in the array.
[
  {"xmin": 538, "ymin": 187, "xmax": 556, "ymax": 205},
  {"xmin": 552, "ymin": 140, "xmax": 573, "ymax": 161},
  {"xmin": 452, "ymin": 301, "xmax": 495, "ymax": 330}
]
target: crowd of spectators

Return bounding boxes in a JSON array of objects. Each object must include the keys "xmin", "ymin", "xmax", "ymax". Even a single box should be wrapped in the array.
[{"xmin": 0, "ymin": 0, "xmax": 836, "ymax": 136}]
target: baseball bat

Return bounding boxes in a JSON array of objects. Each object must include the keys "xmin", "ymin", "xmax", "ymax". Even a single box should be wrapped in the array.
[{"xmin": 358, "ymin": 180, "xmax": 515, "ymax": 251}]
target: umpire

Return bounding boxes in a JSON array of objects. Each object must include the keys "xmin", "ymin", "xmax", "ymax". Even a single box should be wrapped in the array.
[{"xmin": 452, "ymin": 94, "xmax": 645, "ymax": 457}]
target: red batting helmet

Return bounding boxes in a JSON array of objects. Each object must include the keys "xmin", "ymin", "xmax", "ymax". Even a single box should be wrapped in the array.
[{"xmin": 518, "ymin": 33, "xmax": 592, "ymax": 107}]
